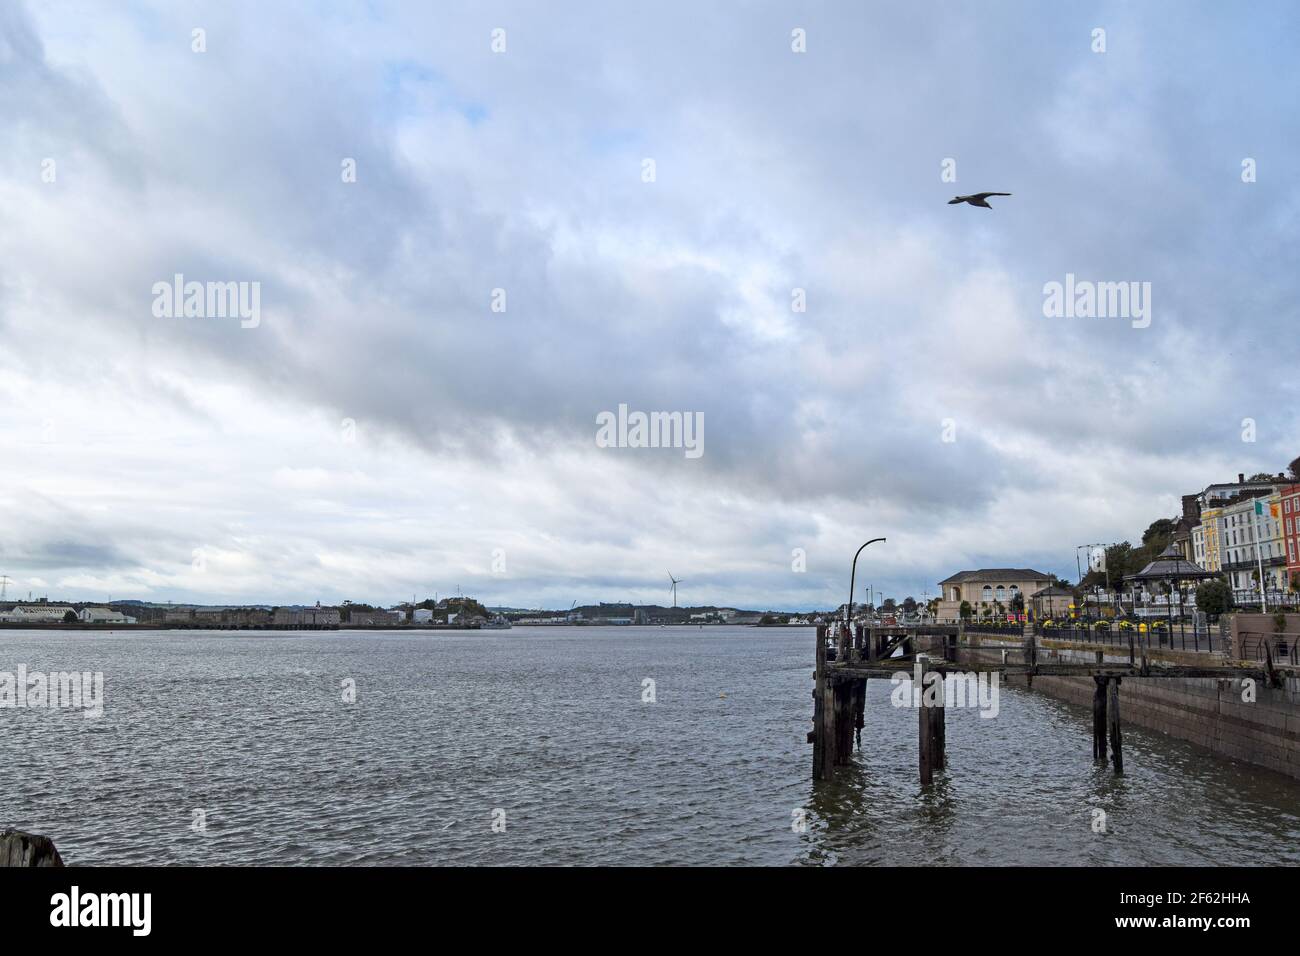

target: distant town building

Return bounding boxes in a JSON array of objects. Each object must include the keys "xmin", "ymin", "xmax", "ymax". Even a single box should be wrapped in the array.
[
  {"xmin": 1192, "ymin": 523, "xmax": 1207, "ymax": 567},
  {"xmin": 348, "ymin": 609, "xmax": 401, "ymax": 626},
  {"xmin": 1029, "ymin": 586, "xmax": 1073, "ymax": 619},
  {"xmin": 78, "ymin": 607, "xmax": 134, "ymax": 624},
  {"xmin": 1192, "ymin": 473, "xmax": 1293, "ymax": 571},
  {"xmin": 0, "ymin": 604, "xmax": 77, "ymax": 623},
  {"xmin": 937, "ymin": 569, "xmax": 1052, "ymax": 621},
  {"xmin": 273, "ymin": 605, "xmax": 341, "ymax": 628},
  {"xmin": 1212, "ymin": 489, "xmax": 1287, "ymax": 603}
]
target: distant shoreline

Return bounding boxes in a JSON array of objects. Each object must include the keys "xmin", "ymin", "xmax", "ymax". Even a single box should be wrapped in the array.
[{"xmin": 0, "ymin": 621, "xmax": 782, "ymax": 632}]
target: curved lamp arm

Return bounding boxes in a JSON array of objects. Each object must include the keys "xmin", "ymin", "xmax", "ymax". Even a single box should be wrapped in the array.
[{"xmin": 847, "ymin": 537, "xmax": 887, "ymax": 628}]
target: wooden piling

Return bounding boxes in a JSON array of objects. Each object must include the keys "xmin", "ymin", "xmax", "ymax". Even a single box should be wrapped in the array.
[
  {"xmin": 932, "ymin": 671, "xmax": 946, "ymax": 771},
  {"xmin": 1024, "ymin": 630, "xmax": 1037, "ymax": 689},
  {"xmin": 1264, "ymin": 641, "xmax": 1279, "ymax": 688},
  {"xmin": 834, "ymin": 681, "xmax": 854, "ymax": 766},
  {"xmin": 852, "ymin": 678, "xmax": 866, "ymax": 747},
  {"xmin": 1107, "ymin": 677, "xmax": 1123, "ymax": 775},
  {"xmin": 919, "ymin": 665, "xmax": 944, "ymax": 785},
  {"xmin": 919, "ymin": 674, "xmax": 933, "ymax": 787},
  {"xmin": 0, "ymin": 829, "xmax": 64, "ymax": 867},
  {"xmin": 813, "ymin": 624, "xmax": 831, "ymax": 781},
  {"xmin": 1092, "ymin": 676, "xmax": 1108, "ymax": 764}
]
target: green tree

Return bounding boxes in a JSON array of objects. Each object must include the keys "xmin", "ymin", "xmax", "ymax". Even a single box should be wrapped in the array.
[
  {"xmin": 1196, "ymin": 578, "xmax": 1233, "ymax": 619},
  {"xmin": 1141, "ymin": 519, "xmax": 1174, "ymax": 548},
  {"xmin": 959, "ymin": 600, "xmax": 972, "ymax": 620}
]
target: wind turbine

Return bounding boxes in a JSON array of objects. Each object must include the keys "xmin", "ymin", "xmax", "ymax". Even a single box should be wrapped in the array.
[{"xmin": 668, "ymin": 572, "xmax": 682, "ymax": 608}]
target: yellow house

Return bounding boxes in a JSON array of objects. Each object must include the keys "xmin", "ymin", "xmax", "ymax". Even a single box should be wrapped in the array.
[{"xmin": 1200, "ymin": 504, "xmax": 1224, "ymax": 572}]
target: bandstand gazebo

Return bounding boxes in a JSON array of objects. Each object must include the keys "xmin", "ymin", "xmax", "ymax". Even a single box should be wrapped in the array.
[{"xmin": 1123, "ymin": 542, "xmax": 1219, "ymax": 648}]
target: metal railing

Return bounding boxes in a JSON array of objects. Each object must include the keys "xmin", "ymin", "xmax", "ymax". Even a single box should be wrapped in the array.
[
  {"xmin": 960, "ymin": 622, "xmax": 1024, "ymax": 637},
  {"xmin": 1237, "ymin": 634, "xmax": 1300, "ymax": 666},
  {"xmin": 1032, "ymin": 622, "xmax": 1218, "ymax": 654}
]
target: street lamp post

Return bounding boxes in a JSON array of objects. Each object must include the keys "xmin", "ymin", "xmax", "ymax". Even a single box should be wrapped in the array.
[{"xmin": 847, "ymin": 538, "xmax": 887, "ymax": 631}]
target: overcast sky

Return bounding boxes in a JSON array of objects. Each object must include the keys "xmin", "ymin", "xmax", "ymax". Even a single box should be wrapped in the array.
[{"xmin": 2, "ymin": 1, "xmax": 1298, "ymax": 610}]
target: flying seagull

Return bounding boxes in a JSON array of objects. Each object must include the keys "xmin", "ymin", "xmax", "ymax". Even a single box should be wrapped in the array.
[{"xmin": 948, "ymin": 192, "xmax": 1011, "ymax": 209}]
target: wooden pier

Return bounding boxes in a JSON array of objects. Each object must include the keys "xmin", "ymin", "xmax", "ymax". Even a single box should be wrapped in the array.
[{"xmin": 810, "ymin": 622, "xmax": 1277, "ymax": 784}]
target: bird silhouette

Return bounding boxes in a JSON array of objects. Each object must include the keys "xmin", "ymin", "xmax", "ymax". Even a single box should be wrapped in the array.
[{"xmin": 948, "ymin": 192, "xmax": 1011, "ymax": 209}]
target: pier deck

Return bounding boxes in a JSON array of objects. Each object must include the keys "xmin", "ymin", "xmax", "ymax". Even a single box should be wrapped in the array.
[{"xmin": 811, "ymin": 622, "xmax": 1290, "ymax": 785}]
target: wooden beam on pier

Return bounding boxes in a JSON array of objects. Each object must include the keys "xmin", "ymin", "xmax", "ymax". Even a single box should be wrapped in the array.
[
  {"xmin": 826, "ymin": 661, "xmax": 1268, "ymax": 682},
  {"xmin": 877, "ymin": 631, "xmax": 911, "ymax": 660}
]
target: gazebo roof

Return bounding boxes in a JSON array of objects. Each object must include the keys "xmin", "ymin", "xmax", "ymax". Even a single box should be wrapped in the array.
[{"xmin": 1123, "ymin": 542, "xmax": 1218, "ymax": 582}]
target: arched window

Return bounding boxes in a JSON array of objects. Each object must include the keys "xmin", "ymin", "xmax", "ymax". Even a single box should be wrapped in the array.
[
  {"xmin": 995, "ymin": 586, "xmax": 1006, "ymax": 603},
  {"xmin": 981, "ymin": 585, "xmax": 992, "ymax": 603},
  {"xmin": 1009, "ymin": 585, "xmax": 1019, "ymax": 600},
  {"xmin": 950, "ymin": 586, "xmax": 961, "ymax": 602}
]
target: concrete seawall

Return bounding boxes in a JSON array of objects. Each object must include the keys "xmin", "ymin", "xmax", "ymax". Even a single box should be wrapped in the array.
[{"xmin": 959, "ymin": 640, "xmax": 1300, "ymax": 782}]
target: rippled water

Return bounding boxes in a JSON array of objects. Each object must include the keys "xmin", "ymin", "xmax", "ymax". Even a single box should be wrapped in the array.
[{"xmin": 2, "ymin": 626, "xmax": 1298, "ymax": 865}]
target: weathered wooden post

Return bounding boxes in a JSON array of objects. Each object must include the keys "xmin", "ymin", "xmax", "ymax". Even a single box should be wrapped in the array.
[
  {"xmin": 0, "ymin": 829, "xmax": 64, "ymax": 867},
  {"xmin": 852, "ymin": 678, "xmax": 866, "ymax": 747},
  {"xmin": 834, "ymin": 679, "xmax": 854, "ymax": 766},
  {"xmin": 1092, "ymin": 676, "xmax": 1108, "ymax": 764},
  {"xmin": 918, "ymin": 658, "xmax": 944, "ymax": 785},
  {"xmin": 1107, "ymin": 677, "xmax": 1123, "ymax": 774},
  {"xmin": 932, "ymin": 669, "xmax": 946, "ymax": 771},
  {"xmin": 919, "ymin": 671, "xmax": 933, "ymax": 787},
  {"xmin": 813, "ymin": 624, "xmax": 830, "ymax": 780}
]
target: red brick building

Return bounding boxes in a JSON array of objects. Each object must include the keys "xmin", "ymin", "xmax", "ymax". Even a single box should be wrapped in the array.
[{"xmin": 1281, "ymin": 484, "xmax": 1300, "ymax": 590}]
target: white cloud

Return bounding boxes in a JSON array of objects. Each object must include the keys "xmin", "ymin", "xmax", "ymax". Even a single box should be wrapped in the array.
[{"xmin": 1, "ymin": 0, "xmax": 1297, "ymax": 607}]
